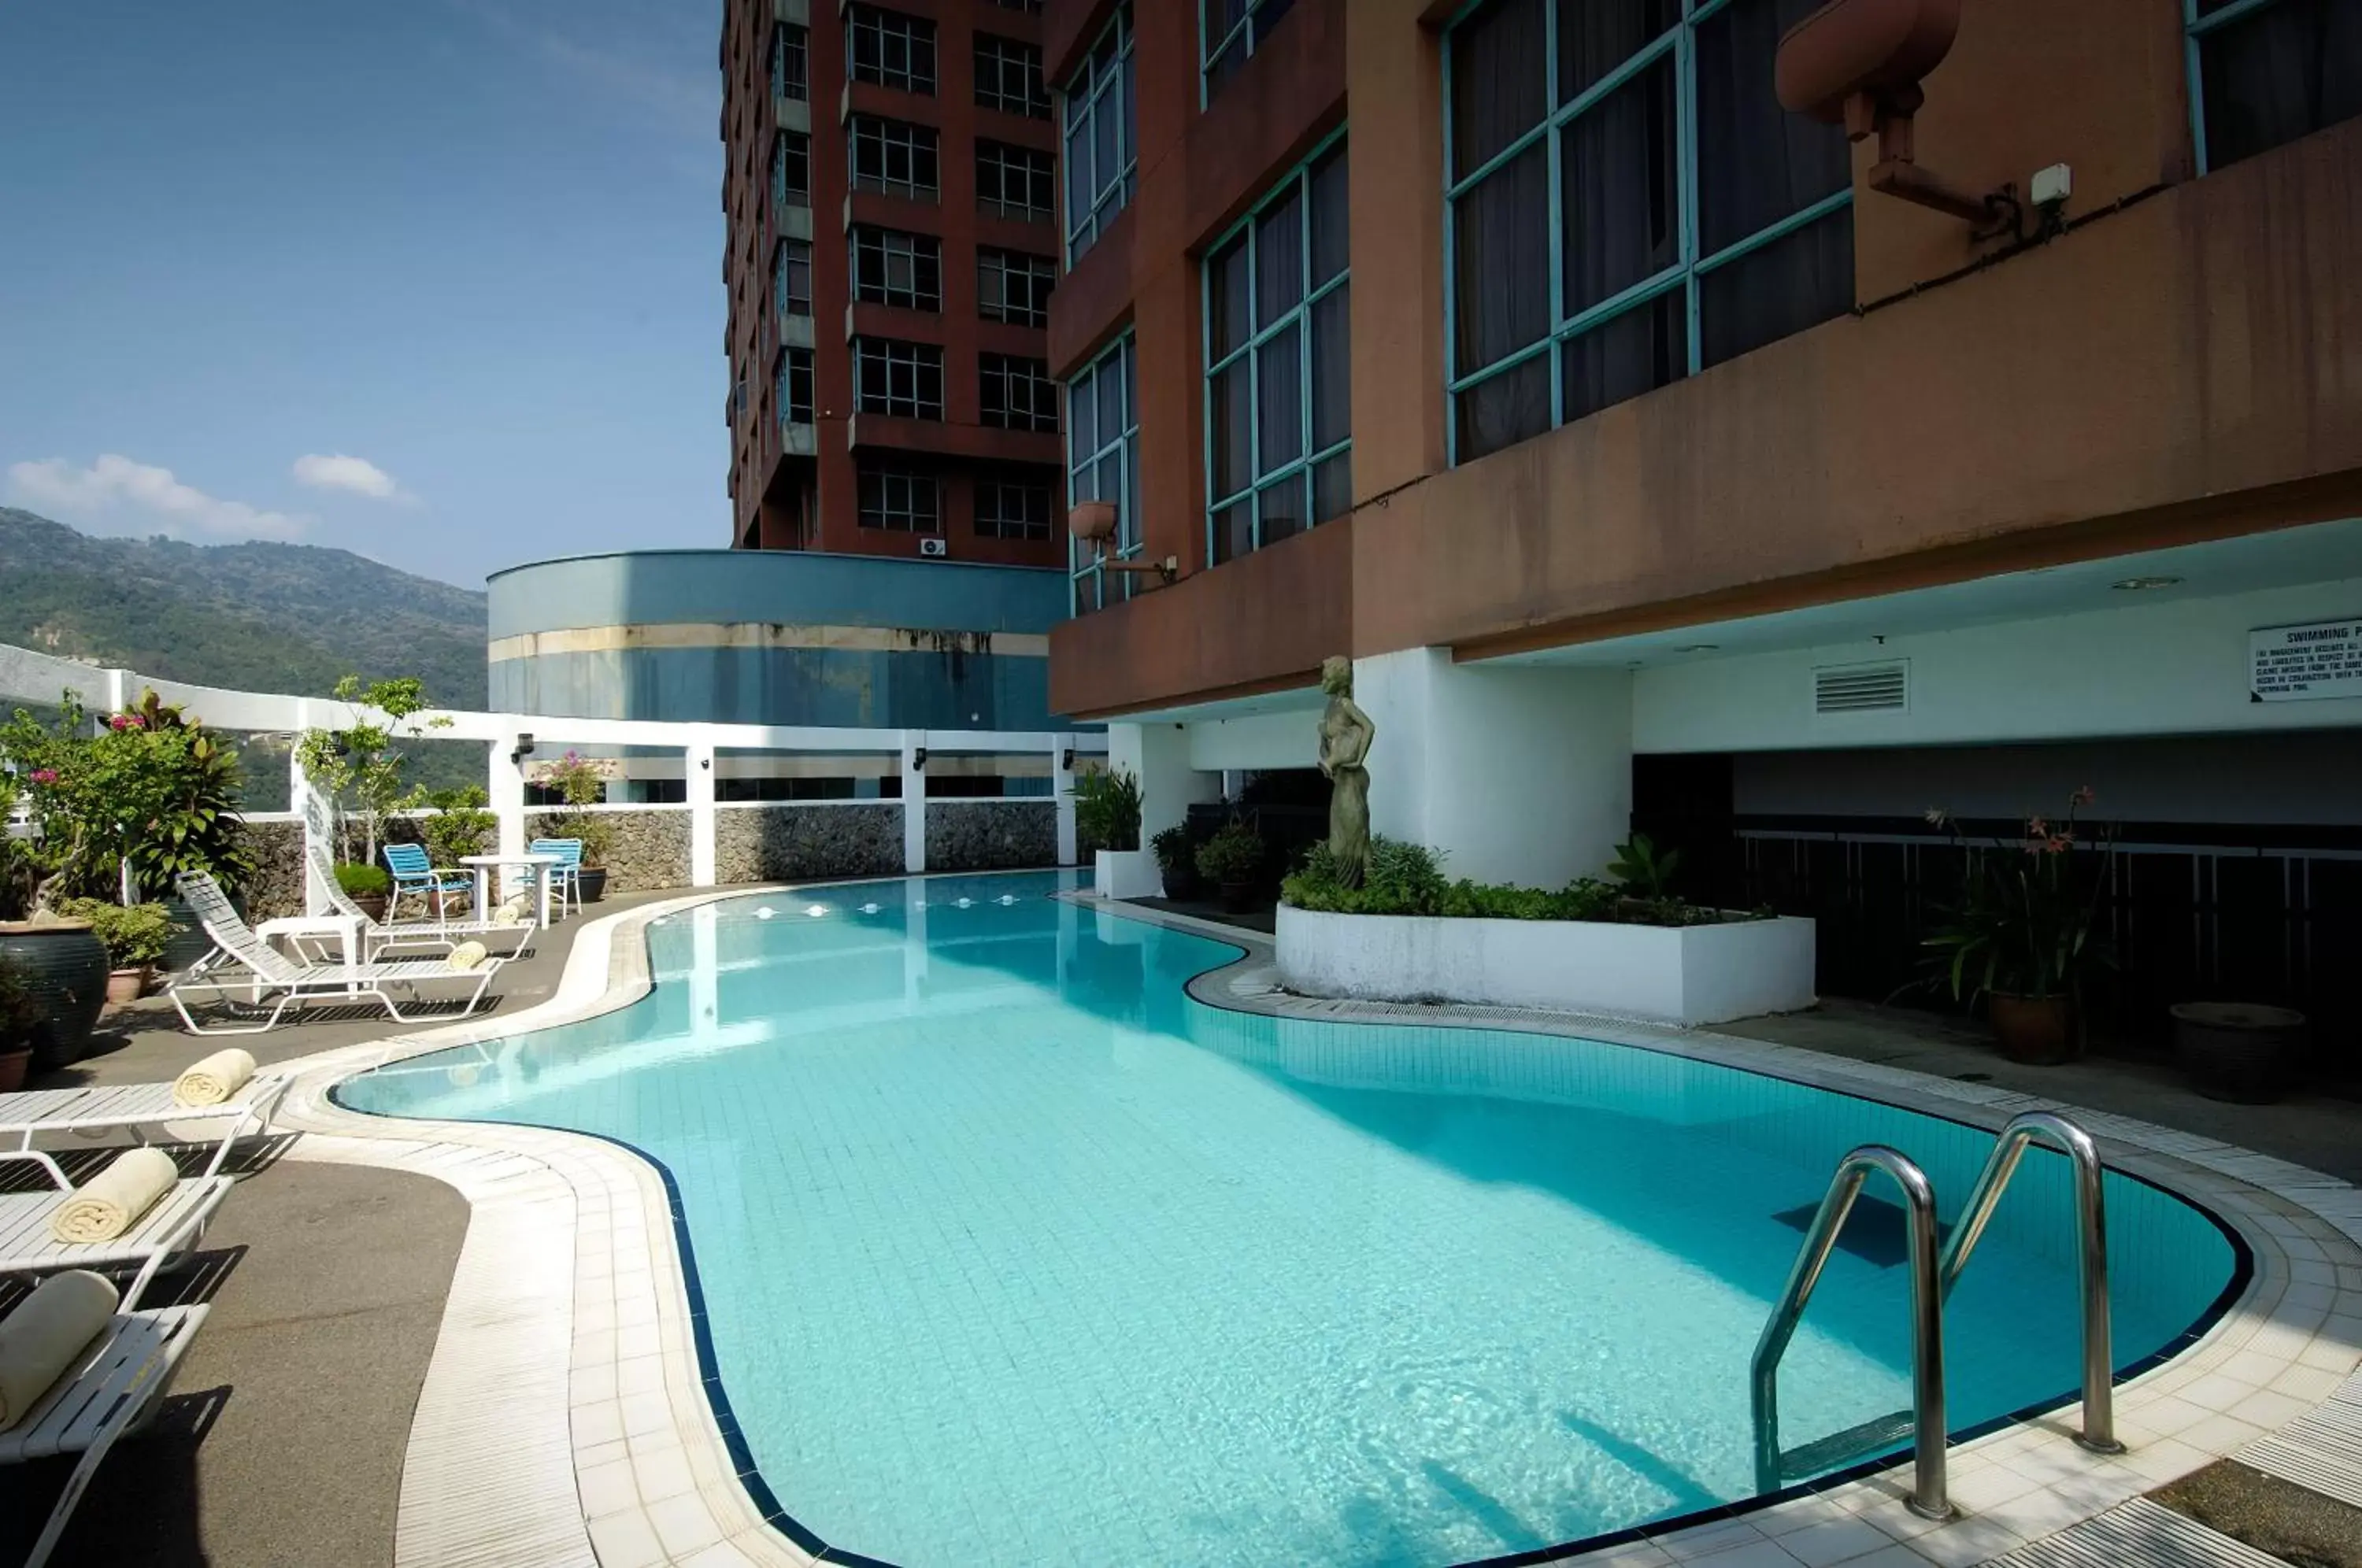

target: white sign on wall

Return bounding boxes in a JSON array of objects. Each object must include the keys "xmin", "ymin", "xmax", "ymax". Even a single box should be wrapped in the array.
[{"xmin": 2250, "ymin": 617, "xmax": 2362, "ymax": 702}]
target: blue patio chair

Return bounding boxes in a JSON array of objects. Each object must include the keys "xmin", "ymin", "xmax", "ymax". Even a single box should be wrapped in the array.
[
  {"xmin": 529, "ymin": 838, "xmax": 586, "ymax": 916},
  {"xmin": 383, "ymin": 843, "xmax": 474, "ymax": 927}
]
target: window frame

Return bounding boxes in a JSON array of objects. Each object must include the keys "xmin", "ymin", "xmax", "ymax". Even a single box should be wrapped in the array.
[
  {"xmin": 850, "ymin": 226, "xmax": 944, "ymax": 312},
  {"xmin": 976, "ymin": 475, "xmax": 1056, "ymax": 540},
  {"xmin": 2182, "ymin": 0, "xmax": 2349, "ymax": 175},
  {"xmin": 1198, "ymin": 0, "xmax": 1294, "ymax": 105},
  {"xmin": 771, "ymin": 129, "xmax": 811, "ymax": 211},
  {"xmin": 976, "ymin": 139, "xmax": 1055, "ymax": 222},
  {"xmin": 853, "ymin": 338, "xmax": 946, "ymax": 421},
  {"xmin": 773, "ymin": 238, "xmax": 813, "ymax": 320},
  {"xmin": 974, "ymin": 32, "xmax": 1052, "ymax": 120},
  {"xmin": 850, "ymin": 115, "xmax": 941, "ymax": 202},
  {"xmin": 1064, "ymin": 334, "xmax": 1141, "ymax": 613},
  {"xmin": 978, "ymin": 247, "xmax": 1057, "ymax": 327},
  {"xmin": 772, "ymin": 22, "xmax": 809, "ymax": 102},
  {"xmin": 775, "ymin": 346, "xmax": 814, "ymax": 427},
  {"xmin": 980, "ymin": 353, "xmax": 1060, "ymax": 433},
  {"xmin": 1200, "ymin": 128, "xmax": 1351, "ymax": 567},
  {"xmin": 1440, "ymin": 0, "xmax": 1857, "ymax": 467},
  {"xmin": 847, "ymin": 5, "xmax": 938, "ymax": 96},
  {"xmin": 1061, "ymin": 6, "xmax": 1136, "ymax": 265},
  {"xmin": 857, "ymin": 464, "xmax": 943, "ymax": 533}
]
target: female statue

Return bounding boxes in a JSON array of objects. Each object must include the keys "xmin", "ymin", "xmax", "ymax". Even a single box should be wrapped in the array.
[{"xmin": 1316, "ymin": 656, "xmax": 1375, "ymax": 889}]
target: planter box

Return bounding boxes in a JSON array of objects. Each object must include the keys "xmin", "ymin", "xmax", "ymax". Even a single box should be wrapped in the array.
[
  {"xmin": 1275, "ymin": 905, "xmax": 1817, "ymax": 1026},
  {"xmin": 1094, "ymin": 848, "xmax": 1162, "ymax": 901}
]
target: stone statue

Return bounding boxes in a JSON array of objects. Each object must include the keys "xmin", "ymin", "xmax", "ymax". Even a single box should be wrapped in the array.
[{"xmin": 1316, "ymin": 656, "xmax": 1375, "ymax": 889}]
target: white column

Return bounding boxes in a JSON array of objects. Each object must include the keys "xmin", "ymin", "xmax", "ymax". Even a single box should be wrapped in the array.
[
  {"xmin": 492, "ymin": 735, "xmax": 528, "ymax": 862},
  {"xmin": 1053, "ymin": 734, "xmax": 1078, "ymax": 864},
  {"xmin": 1354, "ymin": 648, "xmax": 1634, "ymax": 887},
  {"xmin": 687, "ymin": 734, "xmax": 717, "ymax": 888},
  {"xmin": 102, "ymin": 666, "xmax": 127, "ymax": 720},
  {"xmin": 900, "ymin": 732, "xmax": 927, "ymax": 875},
  {"xmin": 1107, "ymin": 720, "xmax": 1220, "ymax": 846}
]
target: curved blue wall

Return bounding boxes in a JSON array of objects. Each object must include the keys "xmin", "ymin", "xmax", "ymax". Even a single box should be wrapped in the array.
[{"xmin": 487, "ymin": 551, "xmax": 1071, "ymax": 729}]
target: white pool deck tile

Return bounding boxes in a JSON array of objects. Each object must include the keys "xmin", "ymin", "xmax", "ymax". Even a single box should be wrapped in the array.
[{"xmin": 254, "ymin": 886, "xmax": 2362, "ymax": 1568}]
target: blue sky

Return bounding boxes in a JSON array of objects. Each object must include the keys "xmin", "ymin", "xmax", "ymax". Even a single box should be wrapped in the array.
[{"xmin": 0, "ymin": 0, "xmax": 725, "ymax": 590}]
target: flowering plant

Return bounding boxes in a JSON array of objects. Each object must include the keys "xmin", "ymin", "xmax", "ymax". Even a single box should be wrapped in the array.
[
  {"xmin": 1918, "ymin": 788, "xmax": 2114, "ymax": 1004},
  {"xmin": 533, "ymin": 752, "xmax": 613, "ymax": 869}
]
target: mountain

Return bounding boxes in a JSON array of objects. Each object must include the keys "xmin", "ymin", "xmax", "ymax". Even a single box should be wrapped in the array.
[{"xmin": 0, "ymin": 508, "xmax": 487, "ymax": 708}]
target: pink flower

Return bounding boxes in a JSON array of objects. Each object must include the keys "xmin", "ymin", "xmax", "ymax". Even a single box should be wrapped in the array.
[
  {"xmin": 28, "ymin": 769, "xmax": 57, "ymax": 786},
  {"xmin": 2047, "ymin": 835, "xmax": 2072, "ymax": 855},
  {"xmin": 2071, "ymin": 786, "xmax": 2095, "ymax": 807},
  {"xmin": 108, "ymin": 715, "xmax": 129, "ymax": 730},
  {"xmin": 2027, "ymin": 815, "xmax": 2048, "ymax": 837}
]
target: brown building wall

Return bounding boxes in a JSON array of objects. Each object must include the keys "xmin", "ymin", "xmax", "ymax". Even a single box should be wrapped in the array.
[
  {"xmin": 723, "ymin": 0, "xmax": 1068, "ymax": 573},
  {"xmin": 1053, "ymin": 0, "xmax": 2362, "ymax": 718}
]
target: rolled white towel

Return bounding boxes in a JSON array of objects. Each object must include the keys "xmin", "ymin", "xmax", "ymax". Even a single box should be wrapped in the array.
[
  {"xmin": 0, "ymin": 1270, "xmax": 119, "ymax": 1431},
  {"xmin": 49, "ymin": 1148, "xmax": 180, "ymax": 1244},
  {"xmin": 494, "ymin": 899, "xmax": 527, "ymax": 927},
  {"xmin": 173, "ymin": 1047, "xmax": 258, "ymax": 1108},
  {"xmin": 447, "ymin": 941, "xmax": 490, "ymax": 972}
]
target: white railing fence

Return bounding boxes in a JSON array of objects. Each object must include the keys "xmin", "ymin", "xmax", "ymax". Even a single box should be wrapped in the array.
[{"xmin": 0, "ymin": 642, "xmax": 1104, "ymax": 891}]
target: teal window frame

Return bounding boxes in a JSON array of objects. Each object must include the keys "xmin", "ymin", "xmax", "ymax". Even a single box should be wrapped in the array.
[
  {"xmin": 1064, "ymin": 333, "xmax": 1140, "ymax": 613},
  {"xmin": 2183, "ymin": 0, "xmax": 2357, "ymax": 175},
  {"xmin": 772, "ymin": 23, "xmax": 808, "ymax": 102},
  {"xmin": 772, "ymin": 130, "xmax": 810, "ymax": 212},
  {"xmin": 1441, "ymin": 0, "xmax": 1856, "ymax": 467},
  {"xmin": 1201, "ymin": 128, "xmax": 1350, "ymax": 568},
  {"xmin": 775, "ymin": 346, "xmax": 813, "ymax": 427},
  {"xmin": 772, "ymin": 239, "xmax": 812, "ymax": 322},
  {"xmin": 1198, "ymin": 0, "xmax": 1294, "ymax": 105},
  {"xmin": 1061, "ymin": 6, "xmax": 1135, "ymax": 265}
]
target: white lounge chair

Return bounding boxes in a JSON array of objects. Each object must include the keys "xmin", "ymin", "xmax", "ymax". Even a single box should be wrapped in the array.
[
  {"xmin": 298, "ymin": 790, "xmax": 535, "ymax": 959},
  {"xmin": 167, "ymin": 875, "xmax": 506, "ymax": 1035},
  {"xmin": 0, "ymin": 1152, "xmax": 231, "ymax": 1311},
  {"xmin": 0, "ymin": 1076, "xmax": 290, "ymax": 1182},
  {"xmin": 2, "ymin": 1301, "xmax": 209, "ymax": 1568}
]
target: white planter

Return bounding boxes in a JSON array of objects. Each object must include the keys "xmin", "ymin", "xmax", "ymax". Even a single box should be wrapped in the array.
[
  {"xmin": 1275, "ymin": 904, "xmax": 1817, "ymax": 1026},
  {"xmin": 1094, "ymin": 848, "xmax": 1163, "ymax": 901}
]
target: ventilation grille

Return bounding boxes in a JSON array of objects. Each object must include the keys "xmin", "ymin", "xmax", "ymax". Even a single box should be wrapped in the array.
[{"xmin": 1814, "ymin": 660, "xmax": 1908, "ymax": 715}]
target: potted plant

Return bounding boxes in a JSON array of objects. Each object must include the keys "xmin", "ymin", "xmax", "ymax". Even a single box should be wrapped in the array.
[
  {"xmin": 535, "ymin": 753, "xmax": 614, "ymax": 902},
  {"xmin": 1075, "ymin": 767, "xmax": 1154, "ymax": 900},
  {"xmin": 1918, "ymin": 790, "xmax": 2114, "ymax": 1065},
  {"xmin": 1195, "ymin": 821, "xmax": 1265, "ymax": 913},
  {"xmin": 0, "ymin": 956, "xmax": 38, "ymax": 1093},
  {"xmin": 0, "ymin": 735, "xmax": 109, "ymax": 1067},
  {"xmin": 55, "ymin": 898, "xmax": 172, "ymax": 1006},
  {"xmin": 1151, "ymin": 824, "xmax": 1198, "ymax": 901},
  {"xmin": 337, "ymin": 862, "xmax": 393, "ymax": 922},
  {"xmin": 295, "ymin": 675, "xmax": 442, "ymax": 870}
]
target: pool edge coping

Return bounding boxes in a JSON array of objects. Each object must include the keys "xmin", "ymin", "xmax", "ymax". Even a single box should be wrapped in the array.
[{"xmin": 265, "ymin": 880, "xmax": 2362, "ymax": 1568}]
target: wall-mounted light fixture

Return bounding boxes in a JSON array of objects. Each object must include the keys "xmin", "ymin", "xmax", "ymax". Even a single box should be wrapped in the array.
[
  {"xmin": 1061, "ymin": 748, "xmax": 1075, "ymax": 772},
  {"xmin": 510, "ymin": 733, "xmax": 536, "ymax": 766},
  {"xmin": 912, "ymin": 747, "xmax": 928, "ymax": 771}
]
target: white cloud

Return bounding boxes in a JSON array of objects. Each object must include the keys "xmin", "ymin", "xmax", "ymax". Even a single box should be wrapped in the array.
[
  {"xmin": 5, "ymin": 454, "xmax": 309, "ymax": 542},
  {"xmin": 292, "ymin": 452, "xmax": 407, "ymax": 501}
]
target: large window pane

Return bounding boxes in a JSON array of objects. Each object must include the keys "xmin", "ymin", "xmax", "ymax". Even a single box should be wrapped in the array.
[
  {"xmin": 1561, "ymin": 54, "xmax": 1679, "ymax": 319},
  {"xmin": 1256, "ymin": 323, "xmax": 1303, "ymax": 470},
  {"xmin": 1211, "ymin": 360, "xmax": 1252, "ymax": 500},
  {"xmin": 1257, "ymin": 475, "xmax": 1305, "ymax": 549},
  {"xmin": 2197, "ymin": 0, "xmax": 2362, "ymax": 170},
  {"xmin": 1453, "ymin": 145, "xmax": 1550, "ymax": 375},
  {"xmin": 1312, "ymin": 451, "xmax": 1352, "ymax": 524},
  {"xmin": 1255, "ymin": 190, "xmax": 1304, "ymax": 327},
  {"xmin": 1212, "ymin": 501, "xmax": 1253, "ymax": 564},
  {"xmin": 1562, "ymin": 290, "xmax": 1685, "ymax": 424},
  {"xmin": 1694, "ymin": 0, "xmax": 1849, "ymax": 255},
  {"xmin": 1456, "ymin": 354, "xmax": 1550, "ymax": 462},
  {"xmin": 1310, "ymin": 286, "xmax": 1350, "ymax": 452},
  {"xmin": 1698, "ymin": 205, "xmax": 1853, "ymax": 368},
  {"xmin": 1557, "ymin": 0, "xmax": 1679, "ymax": 102},
  {"xmin": 1309, "ymin": 146, "xmax": 1349, "ymax": 287},
  {"xmin": 1451, "ymin": 0, "xmax": 1548, "ymax": 179},
  {"xmin": 1209, "ymin": 239, "xmax": 1252, "ymax": 361}
]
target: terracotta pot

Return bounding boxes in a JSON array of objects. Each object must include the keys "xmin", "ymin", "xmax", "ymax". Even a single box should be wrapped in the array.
[
  {"xmin": 105, "ymin": 967, "xmax": 151, "ymax": 1008},
  {"xmin": 1990, "ymin": 992, "xmax": 2077, "ymax": 1065},
  {"xmin": 0, "ymin": 1051, "xmax": 28, "ymax": 1094},
  {"xmin": 0, "ymin": 922, "xmax": 109, "ymax": 1069},
  {"xmin": 351, "ymin": 893, "xmax": 389, "ymax": 923}
]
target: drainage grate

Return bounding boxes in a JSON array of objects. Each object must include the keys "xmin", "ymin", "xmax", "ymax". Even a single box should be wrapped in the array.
[{"xmin": 1982, "ymin": 1496, "xmax": 2293, "ymax": 1567}]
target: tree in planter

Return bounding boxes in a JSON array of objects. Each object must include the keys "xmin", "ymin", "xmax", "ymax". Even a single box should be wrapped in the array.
[
  {"xmin": 1073, "ymin": 766, "xmax": 1142, "ymax": 854},
  {"xmin": 294, "ymin": 675, "xmax": 447, "ymax": 871}
]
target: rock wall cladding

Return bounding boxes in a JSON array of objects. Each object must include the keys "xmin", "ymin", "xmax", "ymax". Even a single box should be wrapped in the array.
[
  {"xmin": 715, "ymin": 804, "xmax": 904, "ymax": 885},
  {"xmin": 233, "ymin": 819, "xmax": 305, "ymax": 920},
  {"xmin": 528, "ymin": 808, "xmax": 690, "ymax": 893},
  {"xmin": 927, "ymin": 801, "xmax": 1057, "ymax": 872}
]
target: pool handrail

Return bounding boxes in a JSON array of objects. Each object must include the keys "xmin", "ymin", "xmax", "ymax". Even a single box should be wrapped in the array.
[
  {"xmin": 1750, "ymin": 1144, "xmax": 1950, "ymax": 1519},
  {"xmin": 1938, "ymin": 1111, "xmax": 2120, "ymax": 1455}
]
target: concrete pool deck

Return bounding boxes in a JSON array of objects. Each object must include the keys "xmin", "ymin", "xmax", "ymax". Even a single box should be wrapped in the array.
[{"xmin": 20, "ymin": 881, "xmax": 2362, "ymax": 1567}]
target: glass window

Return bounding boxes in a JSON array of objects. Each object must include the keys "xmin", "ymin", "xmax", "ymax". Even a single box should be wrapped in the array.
[
  {"xmin": 1065, "ymin": 335, "xmax": 1139, "ymax": 612},
  {"xmin": 772, "ymin": 239, "xmax": 812, "ymax": 320},
  {"xmin": 772, "ymin": 131, "xmax": 810, "ymax": 210},
  {"xmin": 857, "ymin": 465, "xmax": 942, "ymax": 531},
  {"xmin": 775, "ymin": 346, "xmax": 813, "ymax": 425},
  {"xmin": 981, "ymin": 354, "xmax": 1059, "ymax": 433},
  {"xmin": 977, "ymin": 140, "xmax": 1054, "ymax": 221},
  {"xmin": 976, "ymin": 475, "xmax": 1055, "ymax": 539},
  {"xmin": 979, "ymin": 248, "xmax": 1057, "ymax": 326},
  {"xmin": 772, "ymin": 24, "xmax": 808, "ymax": 102},
  {"xmin": 2188, "ymin": 0, "xmax": 2361, "ymax": 172},
  {"xmin": 1204, "ymin": 135, "xmax": 1350, "ymax": 566},
  {"xmin": 848, "ymin": 6, "xmax": 936, "ymax": 96},
  {"xmin": 851, "ymin": 227, "xmax": 942, "ymax": 311},
  {"xmin": 853, "ymin": 338, "xmax": 945, "ymax": 420},
  {"xmin": 850, "ymin": 116, "xmax": 939, "ymax": 201},
  {"xmin": 1061, "ymin": 6, "xmax": 1135, "ymax": 264},
  {"xmin": 1201, "ymin": 0, "xmax": 1294, "ymax": 102},
  {"xmin": 1444, "ymin": 0, "xmax": 1853, "ymax": 464},
  {"xmin": 975, "ymin": 34, "xmax": 1050, "ymax": 119}
]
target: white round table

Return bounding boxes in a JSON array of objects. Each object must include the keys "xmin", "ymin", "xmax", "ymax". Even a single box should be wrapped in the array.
[{"xmin": 459, "ymin": 853, "xmax": 563, "ymax": 929}]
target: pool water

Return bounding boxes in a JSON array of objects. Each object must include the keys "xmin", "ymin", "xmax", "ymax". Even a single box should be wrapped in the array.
[{"xmin": 338, "ymin": 874, "xmax": 2238, "ymax": 1568}]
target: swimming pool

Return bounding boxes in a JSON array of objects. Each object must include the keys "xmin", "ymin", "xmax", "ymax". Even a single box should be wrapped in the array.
[{"xmin": 337, "ymin": 873, "xmax": 2241, "ymax": 1567}]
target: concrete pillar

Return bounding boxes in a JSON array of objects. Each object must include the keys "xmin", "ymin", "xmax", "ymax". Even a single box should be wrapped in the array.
[
  {"xmin": 1052, "ymin": 735, "xmax": 1079, "ymax": 865},
  {"xmin": 900, "ymin": 733, "xmax": 927, "ymax": 874},
  {"xmin": 687, "ymin": 735, "xmax": 717, "ymax": 887},
  {"xmin": 492, "ymin": 734, "xmax": 529, "ymax": 863},
  {"xmin": 1106, "ymin": 720, "xmax": 1220, "ymax": 846},
  {"xmin": 1354, "ymin": 648, "xmax": 1633, "ymax": 887}
]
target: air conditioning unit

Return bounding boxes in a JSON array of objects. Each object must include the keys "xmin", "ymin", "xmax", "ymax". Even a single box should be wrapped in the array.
[
  {"xmin": 1813, "ymin": 660, "xmax": 1909, "ymax": 715},
  {"xmin": 919, "ymin": 537, "xmax": 947, "ymax": 558}
]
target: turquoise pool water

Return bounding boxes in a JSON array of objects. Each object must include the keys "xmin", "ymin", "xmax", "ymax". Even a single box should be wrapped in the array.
[{"xmin": 338, "ymin": 873, "xmax": 2240, "ymax": 1568}]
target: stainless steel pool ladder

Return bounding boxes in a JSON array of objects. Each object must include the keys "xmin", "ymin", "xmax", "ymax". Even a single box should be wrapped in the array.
[{"xmin": 1748, "ymin": 1111, "xmax": 2120, "ymax": 1521}]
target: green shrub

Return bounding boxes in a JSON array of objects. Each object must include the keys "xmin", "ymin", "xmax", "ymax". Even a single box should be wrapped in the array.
[
  {"xmin": 409, "ymin": 784, "xmax": 497, "ymax": 865},
  {"xmin": 1283, "ymin": 836, "xmax": 1745, "ymax": 926},
  {"xmin": 1194, "ymin": 822, "xmax": 1264, "ymax": 884},
  {"xmin": 1074, "ymin": 767, "xmax": 1144, "ymax": 853},
  {"xmin": 1150, "ymin": 824, "xmax": 1193, "ymax": 872},
  {"xmin": 54, "ymin": 898, "xmax": 175, "ymax": 968},
  {"xmin": 335, "ymin": 863, "xmax": 392, "ymax": 897}
]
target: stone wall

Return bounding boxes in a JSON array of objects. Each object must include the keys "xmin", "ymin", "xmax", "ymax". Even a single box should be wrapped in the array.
[
  {"xmin": 528, "ymin": 808, "xmax": 690, "ymax": 893},
  {"xmin": 927, "ymin": 800, "xmax": 1058, "ymax": 873},
  {"xmin": 715, "ymin": 804, "xmax": 904, "ymax": 885},
  {"xmin": 233, "ymin": 819, "xmax": 305, "ymax": 919}
]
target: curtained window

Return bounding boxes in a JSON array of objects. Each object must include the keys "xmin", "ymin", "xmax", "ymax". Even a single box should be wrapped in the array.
[
  {"xmin": 1061, "ymin": 7, "xmax": 1136, "ymax": 264},
  {"xmin": 1201, "ymin": 0, "xmax": 1295, "ymax": 103},
  {"xmin": 1204, "ymin": 135, "xmax": 1351, "ymax": 567},
  {"xmin": 2190, "ymin": 0, "xmax": 2362, "ymax": 172},
  {"xmin": 1445, "ymin": 0, "xmax": 1854, "ymax": 464}
]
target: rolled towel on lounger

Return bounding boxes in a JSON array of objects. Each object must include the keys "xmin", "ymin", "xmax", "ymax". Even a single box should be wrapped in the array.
[
  {"xmin": 48, "ymin": 1148, "xmax": 180, "ymax": 1244},
  {"xmin": 494, "ymin": 899, "xmax": 526, "ymax": 927},
  {"xmin": 0, "ymin": 1270, "xmax": 119, "ymax": 1431},
  {"xmin": 447, "ymin": 941, "xmax": 490, "ymax": 972},
  {"xmin": 172, "ymin": 1047, "xmax": 257, "ymax": 1108}
]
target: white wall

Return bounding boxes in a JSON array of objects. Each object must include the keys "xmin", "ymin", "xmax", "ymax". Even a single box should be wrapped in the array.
[
  {"xmin": 1356, "ymin": 649, "xmax": 1633, "ymax": 886},
  {"xmin": 1107, "ymin": 721, "xmax": 1221, "ymax": 843},
  {"xmin": 1634, "ymin": 578, "xmax": 2362, "ymax": 755},
  {"xmin": 1187, "ymin": 709, "xmax": 1320, "ymax": 773}
]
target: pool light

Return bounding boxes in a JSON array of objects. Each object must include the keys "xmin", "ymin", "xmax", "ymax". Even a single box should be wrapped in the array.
[{"xmin": 805, "ymin": 904, "xmax": 828, "ymax": 918}]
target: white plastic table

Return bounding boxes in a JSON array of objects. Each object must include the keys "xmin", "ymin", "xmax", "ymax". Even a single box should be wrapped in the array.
[
  {"xmin": 254, "ymin": 913, "xmax": 365, "ymax": 989},
  {"xmin": 460, "ymin": 853, "xmax": 561, "ymax": 930}
]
